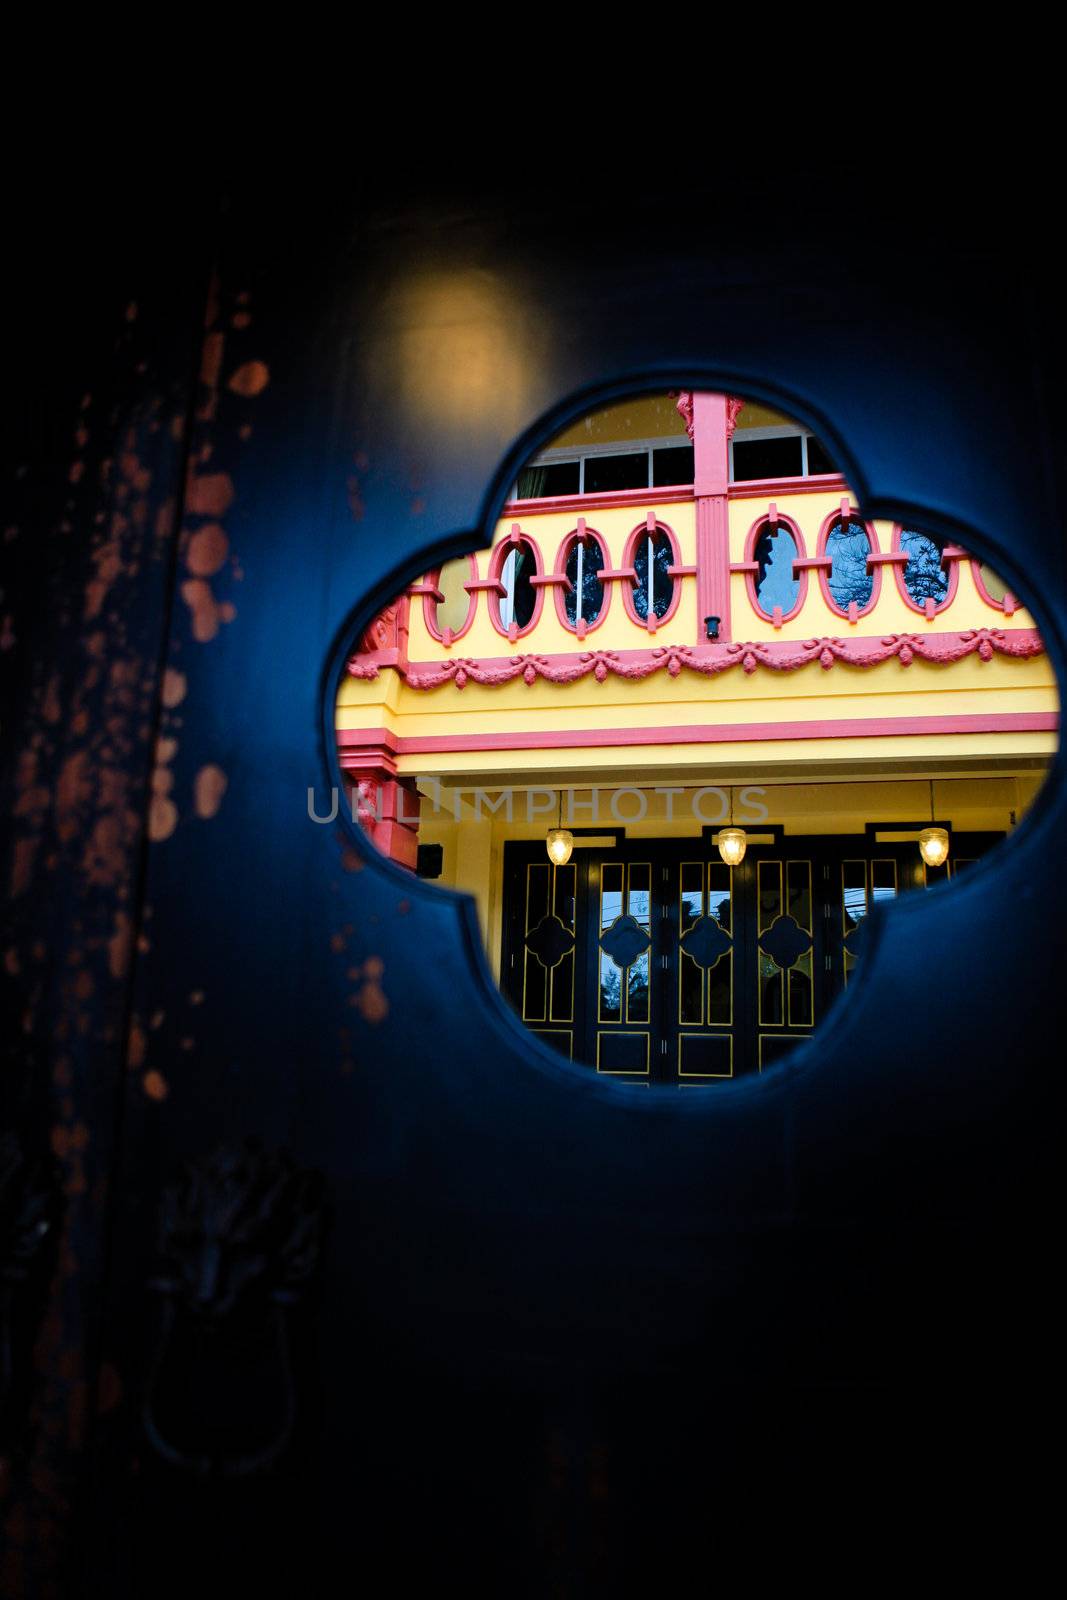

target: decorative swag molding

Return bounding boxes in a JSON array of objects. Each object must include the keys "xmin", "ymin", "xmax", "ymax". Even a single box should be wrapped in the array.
[{"xmin": 347, "ymin": 627, "xmax": 1046, "ymax": 692}]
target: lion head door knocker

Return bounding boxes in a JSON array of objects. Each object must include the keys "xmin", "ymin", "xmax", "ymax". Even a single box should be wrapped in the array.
[{"xmin": 143, "ymin": 1139, "xmax": 329, "ymax": 1477}]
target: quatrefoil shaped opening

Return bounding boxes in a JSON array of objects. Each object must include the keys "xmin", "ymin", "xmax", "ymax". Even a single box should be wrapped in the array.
[
  {"xmin": 680, "ymin": 914, "xmax": 733, "ymax": 969},
  {"xmin": 524, "ymin": 913, "xmax": 576, "ymax": 970},
  {"xmin": 331, "ymin": 381, "xmax": 1058, "ymax": 1086},
  {"xmin": 599, "ymin": 914, "xmax": 652, "ymax": 972},
  {"xmin": 757, "ymin": 914, "xmax": 813, "ymax": 972}
]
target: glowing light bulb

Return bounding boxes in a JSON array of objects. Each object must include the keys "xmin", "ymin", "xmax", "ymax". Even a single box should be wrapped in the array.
[
  {"xmin": 546, "ymin": 827, "xmax": 574, "ymax": 866},
  {"xmin": 717, "ymin": 827, "xmax": 747, "ymax": 867},
  {"xmin": 918, "ymin": 826, "xmax": 950, "ymax": 868}
]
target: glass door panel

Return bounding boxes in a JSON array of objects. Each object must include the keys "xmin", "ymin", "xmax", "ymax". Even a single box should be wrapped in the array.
[
  {"xmin": 596, "ymin": 859, "xmax": 654, "ymax": 1077},
  {"xmin": 675, "ymin": 860, "xmax": 735, "ymax": 1080}
]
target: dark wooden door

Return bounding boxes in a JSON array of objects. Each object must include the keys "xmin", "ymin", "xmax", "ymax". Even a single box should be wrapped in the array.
[
  {"xmin": 503, "ymin": 833, "xmax": 1008, "ymax": 1084},
  {"xmin": 505, "ymin": 836, "xmax": 797, "ymax": 1082},
  {"xmin": 3, "ymin": 160, "xmax": 1062, "ymax": 1595}
]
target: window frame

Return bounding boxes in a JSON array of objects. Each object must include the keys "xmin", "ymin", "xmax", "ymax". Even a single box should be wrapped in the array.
[
  {"xmin": 971, "ymin": 558, "xmax": 1019, "ymax": 615},
  {"xmin": 487, "ymin": 530, "xmax": 545, "ymax": 639},
  {"xmin": 514, "ymin": 435, "xmax": 694, "ymax": 499},
  {"xmin": 728, "ymin": 424, "xmax": 836, "ymax": 483},
  {"xmin": 420, "ymin": 552, "xmax": 479, "ymax": 645},
  {"xmin": 553, "ymin": 526, "xmax": 612, "ymax": 635},
  {"xmin": 815, "ymin": 506, "xmax": 883, "ymax": 620},
  {"xmin": 891, "ymin": 524, "xmax": 959, "ymax": 617},
  {"xmin": 621, "ymin": 518, "xmax": 684, "ymax": 629},
  {"xmin": 742, "ymin": 510, "xmax": 808, "ymax": 624}
]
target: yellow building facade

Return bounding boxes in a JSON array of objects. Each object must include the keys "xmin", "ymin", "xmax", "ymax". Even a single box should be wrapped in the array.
[{"xmin": 337, "ymin": 393, "xmax": 1057, "ymax": 1081}]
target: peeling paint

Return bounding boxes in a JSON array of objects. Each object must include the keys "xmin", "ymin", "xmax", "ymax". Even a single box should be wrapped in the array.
[
  {"xmin": 161, "ymin": 668, "xmax": 187, "ymax": 708},
  {"xmin": 147, "ymin": 795, "xmax": 178, "ymax": 842},
  {"xmin": 193, "ymin": 764, "xmax": 228, "ymax": 819},
  {"xmin": 127, "ymin": 1023, "xmax": 147, "ymax": 1070},
  {"xmin": 180, "ymin": 577, "xmax": 235, "ymax": 643},
  {"xmin": 185, "ymin": 524, "xmax": 229, "ymax": 577},
  {"xmin": 354, "ymin": 979, "xmax": 388, "ymax": 1023},
  {"xmin": 107, "ymin": 911, "xmax": 132, "ymax": 980},
  {"xmin": 185, "ymin": 472, "xmax": 235, "ymax": 518},
  {"xmin": 227, "ymin": 359, "xmax": 270, "ymax": 397},
  {"xmin": 200, "ymin": 331, "xmax": 224, "ymax": 388}
]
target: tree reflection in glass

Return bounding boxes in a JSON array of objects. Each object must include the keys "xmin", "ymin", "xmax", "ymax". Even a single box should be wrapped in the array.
[
  {"xmin": 826, "ymin": 519, "xmax": 873, "ymax": 611},
  {"xmin": 633, "ymin": 531, "xmax": 674, "ymax": 620},
  {"xmin": 900, "ymin": 529, "xmax": 949, "ymax": 607},
  {"xmin": 564, "ymin": 534, "xmax": 605, "ymax": 627},
  {"xmin": 754, "ymin": 523, "xmax": 800, "ymax": 616}
]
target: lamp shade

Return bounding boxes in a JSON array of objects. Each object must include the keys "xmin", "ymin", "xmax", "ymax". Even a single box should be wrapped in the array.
[
  {"xmin": 546, "ymin": 827, "xmax": 574, "ymax": 866},
  {"xmin": 918, "ymin": 826, "xmax": 950, "ymax": 867},
  {"xmin": 716, "ymin": 827, "xmax": 747, "ymax": 867}
]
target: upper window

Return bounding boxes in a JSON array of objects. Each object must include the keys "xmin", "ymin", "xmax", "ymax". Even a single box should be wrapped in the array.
[
  {"xmin": 492, "ymin": 537, "xmax": 540, "ymax": 633},
  {"xmin": 515, "ymin": 439, "xmax": 694, "ymax": 499},
  {"xmin": 753, "ymin": 520, "xmax": 802, "ymax": 618},
  {"xmin": 516, "ymin": 460, "xmax": 580, "ymax": 498},
  {"xmin": 899, "ymin": 528, "xmax": 950, "ymax": 609},
  {"xmin": 562, "ymin": 531, "xmax": 607, "ymax": 629},
  {"xmin": 730, "ymin": 428, "xmax": 836, "ymax": 482},
  {"xmin": 632, "ymin": 526, "xmax": 675, "ymax": 621},
  {"xmin": 825, "ymin": 517, "xmax": 875, "ymax": 612}
]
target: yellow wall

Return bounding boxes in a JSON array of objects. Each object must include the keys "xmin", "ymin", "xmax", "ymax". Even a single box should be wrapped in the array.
[
  {"xmin": 732, "ymin": 402, "xmax": 796, "ymax": 432},
  {"xmin": 544, "ymin": 395, "xmax": 809, "ymax": 450},
  {"xmin": 546, "ymin": 394, "xmax": 688, "ymax": 448}
]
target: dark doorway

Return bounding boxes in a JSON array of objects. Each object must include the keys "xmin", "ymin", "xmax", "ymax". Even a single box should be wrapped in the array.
[{"xmin": 501, "ymin": 832, "xmax": 1004, "ymax": 1082}]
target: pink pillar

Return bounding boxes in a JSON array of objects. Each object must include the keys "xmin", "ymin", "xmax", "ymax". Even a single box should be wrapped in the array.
[
  {"xmin": 691, "ymin": 391, "xmax": 735, "ymax": 643},
  {"xmin": 341, "ymin": 737, "xmax": 421, "ymax": 871},
  {"xmin": 363, "ymin": 777, "xmax": 420, "ymax": 871}
]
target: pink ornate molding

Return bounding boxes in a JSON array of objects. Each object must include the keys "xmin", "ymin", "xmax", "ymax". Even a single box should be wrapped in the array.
[
  {"xmin": 346, "ymin": 627, "xmax": 1045, "ymax": 690},
  {"xmin": 674, "ymin": 390, "xmax": 695, "ymax": 440},
  {"xmin": 672, "ymin": 391, "xmax": 744, "ymax": 441},
  {"xmin": 352, "ymin": 595, "xmax": 410, "ymax": 673},
  {"xmin": 359, "ymin": 599, "xmax": 408, "ymax": 654},
  {"xmin": 339, "ymin": 733, "xmax": 420, "ymax": 869}
]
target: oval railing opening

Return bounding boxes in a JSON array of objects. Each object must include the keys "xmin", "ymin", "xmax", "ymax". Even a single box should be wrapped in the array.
[{"xmin": 336, "ymin": 390, "xmax": 1059, "ymax": 1083}]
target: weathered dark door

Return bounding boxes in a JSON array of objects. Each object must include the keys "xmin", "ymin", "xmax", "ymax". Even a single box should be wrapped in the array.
[{"xmin": 3, "ymin": 160, "xmax": 1062, "ymax": 1596}]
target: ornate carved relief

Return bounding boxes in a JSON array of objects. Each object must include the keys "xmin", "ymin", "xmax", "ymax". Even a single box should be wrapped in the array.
[
  {"xmin": 143, "ymin": 1140, "xmax": 328, "ymax": 1477},
  {"xmin": 359, "ymin": 603, "xmax": 400, "ymax": 654},
  {"xmin": 673, "ymin": 390, "xmax": 695, "ymax": 440},
  {"xmin": 347, "ymin": 628, "xmax": 1045, "ymax": 691},
  {"xmin": 671, "ymin": 390, "xmax": 743, "ymax": 440}
]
